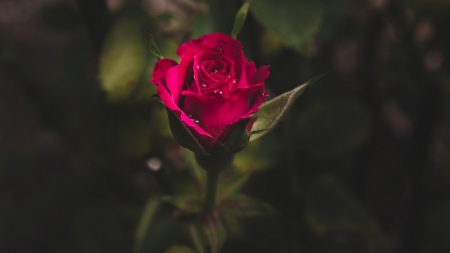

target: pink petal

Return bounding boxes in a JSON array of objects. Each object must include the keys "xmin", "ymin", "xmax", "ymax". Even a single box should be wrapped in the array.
[{"xmin": 150, "ymin": 59, "xmax": 178, "ymax": 85}]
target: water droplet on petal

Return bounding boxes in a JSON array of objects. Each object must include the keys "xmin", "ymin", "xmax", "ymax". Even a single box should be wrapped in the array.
[
  {"xmin": 262, "ymin": 92, "xmax": 269, "ymax": 97},
  {"xmin": 188, "ymin": 114, "xmax": 201, "ymax": 125},
  {"xmin": 212, "ymin": 68, "xmax": 219, "ymax": 73},
  {"xmin": 201, "ymin": 82, "xmax": 207, "ymax": 88},
  {"xmin": 213, "ymin": 90, "xmax": 223, "ymax": 95},
  {"xmin": 214, "ymin": 46, "xmax": 223, "ymax": 54},
  {"xmin": 233, "ymin": 78, "xmax": 239, "ymax": 84}
]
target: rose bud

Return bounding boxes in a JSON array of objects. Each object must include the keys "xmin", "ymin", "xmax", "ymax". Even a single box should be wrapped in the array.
[{"xmin": 151, "ymin": 33, "xmax": 269, "ymax": 155}]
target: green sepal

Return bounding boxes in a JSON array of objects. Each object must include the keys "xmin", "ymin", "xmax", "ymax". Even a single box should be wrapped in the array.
[
  {"xmin": 250, "ymin": 73, "xmax": 326, "ymax": 141},
  {"xmin": 214, "ymin": 118, "xmax": 251, "ymax": 155},
  {"xmin": 231, "ymin": 1, "xmax": 251, "ymax": 39},
  {"xmin": 166, "ymin": 108, "xmax": 209, "ymax": 155},
  {"xmin": 148, "ymin": 34, "xmax": 163, "ymax": 59}
]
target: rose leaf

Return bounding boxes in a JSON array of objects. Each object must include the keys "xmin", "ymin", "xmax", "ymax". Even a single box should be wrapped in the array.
[
  {"xmin": 231, "ymin": 0, "xmax": 251, "ymax": 39},
  {"xmin": 250, "ymin": 73, "xmax": 325, "ymax": 142}
]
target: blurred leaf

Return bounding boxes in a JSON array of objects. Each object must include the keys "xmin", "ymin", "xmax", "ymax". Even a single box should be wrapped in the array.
[
  {"xmin": 203, "ymin": 218, "xmax": 226, "ymax": 253},
  {"xmin": 231, "ymin": 1, "xmax": 251, "ymax": 39},
  {"xmin": 165, "ymin": 245, "xmax": 197, "ymax": 253},
  {"xmin": 305, "ymin": 175, "xmax": 389, "ymax": 251},
  {"xmin": 296, "ymin": 97, "xmax": 372, "ymax": 158},
  {"xmin": 251, "ymin": 0, "xmax": 323, "ymax": 54},
  {"xmin": 162, "ymin": 195, "xmax": 202, "ymax": 213},
  {"xmin": 39, "ymin": 3, "xmax": 81, "ymax": 32},
  {"xmin": 136, "ymin": 204, "xmax": 186, "ymax": 253},
  {"xmin": 134, "ymin": 198, "xmax": 160, "ymax": 253},
  {"xmin": 99, "ymin": 18, "xmax": 148, "ymax": 102},
  {"xmin": 218, "ymin": 194, "xmax": 275, "ymax": 217},
  {"xmin": 188, "ymin": 222, "xmax": 206, "ymax": 253},
  {"xmin": 217, "ymin": 173, "xmax": 249, "ymax": 202},
  {"xmin": 250, "ymin": 74, "xmax": 324, "ymax": 141},
  {"xmin": 192, "ymin": 9, "xmax": 216, "ymax": 38},
  {"xmin": 234, "ymin": 134, "xmax": 276, "ymax": 173}
]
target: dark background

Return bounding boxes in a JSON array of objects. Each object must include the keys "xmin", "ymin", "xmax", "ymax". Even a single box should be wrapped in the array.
[{"xmin": 1, "ymin": 0, "xmax": 450, "ymax": 252}]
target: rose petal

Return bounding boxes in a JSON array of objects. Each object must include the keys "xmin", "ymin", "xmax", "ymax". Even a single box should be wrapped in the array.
[
  {"xmin": 156, "ymin": 83, "xmax": 214, "ymax": 144},
  {"xmin": 150, "ymin": 59, "xmax": 178, "ymax": 85},
  {"xmin": 250, "ymin": 65, "xmax": 270, "ymax": 86},
  {"xmin": 212, "ymin": 83, "xmax": 266, "ymax": 144},
  {"xmin": 182, "ymin": 83, "xmax": 265, "ymax": 138}
]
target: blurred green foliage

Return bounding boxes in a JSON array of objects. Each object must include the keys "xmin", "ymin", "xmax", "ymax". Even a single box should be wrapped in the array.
[{"xmin": 1, "ymin": 0, "xmax": 450, "ymax": 252}]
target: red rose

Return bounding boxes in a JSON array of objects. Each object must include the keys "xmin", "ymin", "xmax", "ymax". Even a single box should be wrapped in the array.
[{"xmin": 151, "ymin": 33, "xmax": 269, "ymax": 153}]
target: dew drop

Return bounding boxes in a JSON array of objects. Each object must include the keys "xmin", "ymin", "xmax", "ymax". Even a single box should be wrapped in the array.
[
  {"xmin": 262, "ymin": 92, "xmax": 269, "ymax": 97},
  {"xmin": 213, "ymin": 90, "xmax": 223, "ymax": 95},
  {"xmin": 232, "ymin": 78, "xmax": 239, "ymax": 84},
  {"xmin": 188, "ymin": 114, "xmax": 201, "ymax": 124},
  {"xmin": 226, "ymin": 75, "xmax": 231, "ymax": 79},
  {"xmin": 201, "ymin": 82, "xmax": 207, "ymax": 88},
  {"xmin": 212, "ymin": 68, "xmax": 219, "ymax": 73},
  {"xmin": 214, "ymin": 46, "xmax": 223, "ymax": 54}
]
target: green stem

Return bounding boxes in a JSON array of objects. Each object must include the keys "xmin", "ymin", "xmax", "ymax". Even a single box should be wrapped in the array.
[{"xmin": 203, "ymin": 170, "xmax": 221, "ymax": 211}]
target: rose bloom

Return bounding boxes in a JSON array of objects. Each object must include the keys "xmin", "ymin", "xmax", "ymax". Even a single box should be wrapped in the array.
[{"xmin": 151, "ymin": 33, "xmax": 269, "ymax": 152}]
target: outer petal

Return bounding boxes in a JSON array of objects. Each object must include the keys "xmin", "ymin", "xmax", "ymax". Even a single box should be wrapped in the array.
[
  {"xmin": 156, "ymin": 80, "xmax": 214, "ymax": 146},
  {"xmin": 249, "ymin": 65, "xmax": 270, "ymax": 86},
  {"xmin": 150, "ymin": 59, "xmax": 178, "ymax": 85},
  {"xmin": 182, "ymin": 83, "xmax": 265, "ymax": 139},
  {"xmin": 212, "ymin": 83, "xmax": 266, "ymax": 145},
  {"xmin": 177, "ymin": 33, "xmax": 235, "ymax": 56}
]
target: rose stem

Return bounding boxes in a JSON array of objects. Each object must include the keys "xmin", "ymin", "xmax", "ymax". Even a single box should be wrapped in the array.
[{"xmin": 203, "ymin": 170, "xmax": 221, "ymax": 211}]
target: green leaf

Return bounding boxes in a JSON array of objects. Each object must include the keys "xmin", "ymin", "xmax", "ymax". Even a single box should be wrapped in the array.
[
  {"xmin": 231, "ymin": 1, "xmax": 251, "ymax": 39},
  {"xmin": 192, "ymin": 8, "xmax": 215, "ymax": 38},
  {"xmin": 148, "ymin": 34, "xmax": 163, "ymax": 59},
  {"xmin": 161, "ymin": 195, "xmax": 202, "ymax": 214},
  {"xmin": 134, "ymin": 198, "xmax": 161, "ymax": 253},
  {"xmin": 99, "ymin": 18, "xmax": 148, "ymax": 102},
  {"xmin": 188, "ymin": 222, "xmax": 206, "ymax": 253},
  {"xmin": 217, "ymin": 174, "xmax": 249, "ymax": 202},
  {"xmin": 250, "ymin": 73, "xmax": 325, "ymax": 141},
  {"xmin": 218, "ymin": 194, "xmax": 275, "ymax": 217},
  {"xmin": 135, "ymin": 204, "xmax": 186, "ymax": 253},
  {"xmin": 203, "ymin": 218, "xmax": 226, "ymax": 253},
  {"xmin": 251, "ymin": 0, "xmax": 323, "ymax": 54},
  {"xmin": 165, "ymin": 245, "xmax": 197, "ymax": 253},
  {"xmin": 233, "ymin": 134, "xmax": 277, "ymax": 173}
]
